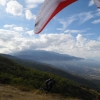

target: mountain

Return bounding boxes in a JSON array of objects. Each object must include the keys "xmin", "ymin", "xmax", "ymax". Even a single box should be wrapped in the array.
[
  {"xmin": 0, "ymin": 55, "xmax": 100, "ymax": 100},
  {"xmin": 10, "ymin": 50, "xmax": 100, "ymax": 80},
  {"xmin": 11, "ymin": 50, "xmax": 83, "ymax": 61}
]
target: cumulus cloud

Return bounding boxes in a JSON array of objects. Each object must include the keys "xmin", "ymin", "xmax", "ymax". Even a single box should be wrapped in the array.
[
  {"xmin": 13, "ymin": 27, "xmax": 24, "ymax": 31},
  {"xmin": 0, "ymin": 29, "xmax": 22, "ymax": 53},
  {"xmin": 0, "ymin": 28, "xmax": 100, "ymax": 60},
  {"xmin": 26, "ymin": 30, "xmax": 34, "ymax": 36},
  {"xmin": 25, "ymin": 9, "xmax": 36, "ymax": 20},
  {"xmin": 88, "ymin": 0, "xmax": 94, "ymax": 7},
  {"xmin": 25, "ymin": 0, "xmax": 44, "ymax": 9},
  {"xmin": 4, "ymin": 24, "xmax": 15, "ymax": 28},
  {"xmin": 0, "ymin": 29, "xmax": 20, "ymax": 41},
  {"xmin": 0, "ymin": 0, "xmax": 7, "ymax": 6},
  {"xmin": 6, "ymin": 0, "xmax": 23, "ymax": 16},
  {"xmin": 4, "ymin": 24, "xmax": 24, "ymax": 32},
  {"xmin": 86, "ymin": 40, "xmax": 100, "ymax": 51},
  {"xmin": 76, "ymin": 34, "xmax": 86, "ymax": 47}
]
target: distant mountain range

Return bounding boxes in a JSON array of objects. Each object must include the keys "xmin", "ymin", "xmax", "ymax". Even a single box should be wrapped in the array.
[
  {"xmin": 11, "ymin": 50, "xmax": 83, "ymax": 61},
  {"xmin": 1, "ymin": 50, "xmax": 100, "ymax": 80},
  {"xmin": 10, "ymin": 50, "xmax": 100, "ymax": 80}
]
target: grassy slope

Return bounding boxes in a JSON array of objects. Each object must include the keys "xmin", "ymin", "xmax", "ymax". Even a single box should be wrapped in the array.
[
  {"xmin": 0, "ymin": 84, "xmax": 81, "ymax": 100},
  {"xmin": 0, "ymin": 55, "xmax": 100, "ymax": 100},
  {"xmin": 1, "ymin": 54, "xmax": 100, "ymax": 91},
  {"xmin": 16, "ymin": 59, "xmax": 100, "ymax": 90}
]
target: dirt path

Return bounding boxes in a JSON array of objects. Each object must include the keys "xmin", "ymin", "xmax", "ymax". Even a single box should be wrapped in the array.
[{"xmin": 0, "ymin": 84, "xmax": 81, "ymax": 100}]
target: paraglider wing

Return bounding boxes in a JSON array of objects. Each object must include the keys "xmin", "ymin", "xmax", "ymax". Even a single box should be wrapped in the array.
[
  {"xmin": 93, "ymin": 0, "xmax": 100, "ymax": 8},
  {"xmin": 34, "ymin": 0, "xmax": 77, "ymax": 34}
]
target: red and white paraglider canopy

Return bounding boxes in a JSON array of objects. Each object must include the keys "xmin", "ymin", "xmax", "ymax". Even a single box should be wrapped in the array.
[
  {"xmin": 34, "ymin": 0, "xmax": 77, "ymax": 34},
  {"xmin": 34, "ymin": 0, "xmax": 100, "ymax": 34}
]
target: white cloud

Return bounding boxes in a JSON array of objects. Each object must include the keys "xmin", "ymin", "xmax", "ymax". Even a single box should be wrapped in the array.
[
  {"xmin": 26, "ymin": 0, "xmax": 44, "ymax": 3},
  {"xmin": 86, "ymin": 40, "xmax": 100, "ymax": 51},
  {"xmin": 25, "ymin": 9, "xmax": 36, "ymax": 20},
  {"xmin": 57, "ymin": 11, "xmax": 95, "ymax": 31},
  {"xmin": 88, "ymin": 0, "xmax": 94, "ymax": 7},
  {"xmin": 92, "ymin": 19, "xmax": 100, "ymax": 24},
  {"xmin": 64, "ymin": 29, "xmax": 85, "ymax": 34},
  {"xmin": 76, "ymin": 34, "xmax": 86, "ymax": 47},
  {"xmin": 0, "ymin": 0, "xmax": 10, "ymax": 6},
  {"xmin": 26, "ymin": 30, "xmax": 34, "ymax": 36},
  {"xmin": 6, "ymin": 0, "xmax": 23, "ymax": 16},
  {"xmin": 26, "ymin": 0, "xmax": 44, "ymax": 9},
  {"xmin": 78, "ymin": 12, "xmax": 94, "ymax": 24},
  {"xmin": 57, "ymin": 16, "xmax": 77, "ymax": 31},
  {"xmin": 0, "ymin": 29, "xmax": 22, "ymax": 41},
  {"xmin": 0, "ymin": 29, "xmax": 22, "ymax": 53},
  {"xmin": 4, "ymin": 24, "xmax": 15, "ymax": 28},
  {"xmin": 0, "ymin": 0, "xmax": 7, "ymax": 6},
  {"xmin": 4, "ymin": 24, "xmax": 24, "ymax": 32},
  {"xmin": 13, "ymin": 27, "xmax": 24, "ymax": 31},
  {"xmin": 57, "ymin": 20, "xmax": 67, "ymax": 31},
  {"xmin": 0, "ymin": 28, "xmax": 100, "ymax": 60}
]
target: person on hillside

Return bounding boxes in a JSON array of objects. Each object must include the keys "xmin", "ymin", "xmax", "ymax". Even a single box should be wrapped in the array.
[{"xmin": 45, "ymin": 78, "xmax": 56, "ymax": 93}]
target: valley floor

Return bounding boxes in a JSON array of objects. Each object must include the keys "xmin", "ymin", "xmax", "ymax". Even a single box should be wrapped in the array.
[{"xmin": 0, "ymin": 84, "xmax": 81, "ymax": 100}]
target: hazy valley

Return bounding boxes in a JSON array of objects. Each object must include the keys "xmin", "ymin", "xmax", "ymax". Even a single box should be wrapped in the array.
[{"xmin": 10, "ymin": 50, "xmax": 100, "ymax": 80}]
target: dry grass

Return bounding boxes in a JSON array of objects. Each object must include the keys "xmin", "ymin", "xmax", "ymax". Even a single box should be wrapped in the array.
[{"xmin": 0, "ymin": 84, "xmax": 81, "ymax": 100}]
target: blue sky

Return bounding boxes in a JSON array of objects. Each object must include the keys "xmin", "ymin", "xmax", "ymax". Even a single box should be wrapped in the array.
[{"xmin": 0, "ymin": 0, "xmax": 100, "ymax": 60}]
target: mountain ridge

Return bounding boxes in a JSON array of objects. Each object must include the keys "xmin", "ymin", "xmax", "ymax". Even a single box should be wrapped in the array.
[
  {"xmin": 11, "ymin": 50, "xmax": 83, "ymax": 61},
  {"xmin": 9, "ymin": 50, "xmax": 100, "ymax": 80}
]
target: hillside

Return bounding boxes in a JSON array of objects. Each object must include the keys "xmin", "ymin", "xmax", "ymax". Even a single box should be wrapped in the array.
[
  {"xmin": 10, "ymin": 50, "xmax": 100, "ymax": 80},
  {"xmin": 1, "ymin": 54, "xmax": 100, "ymax": 91},
  {"xmin": 0, "ymin": 55, "xmax": 100, "ymax": 100}
]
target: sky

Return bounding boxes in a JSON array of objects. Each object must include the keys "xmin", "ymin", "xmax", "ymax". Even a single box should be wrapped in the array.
[{"xmin": 0, "ymin": 0, "xmax": 100, "ymax": 60}]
